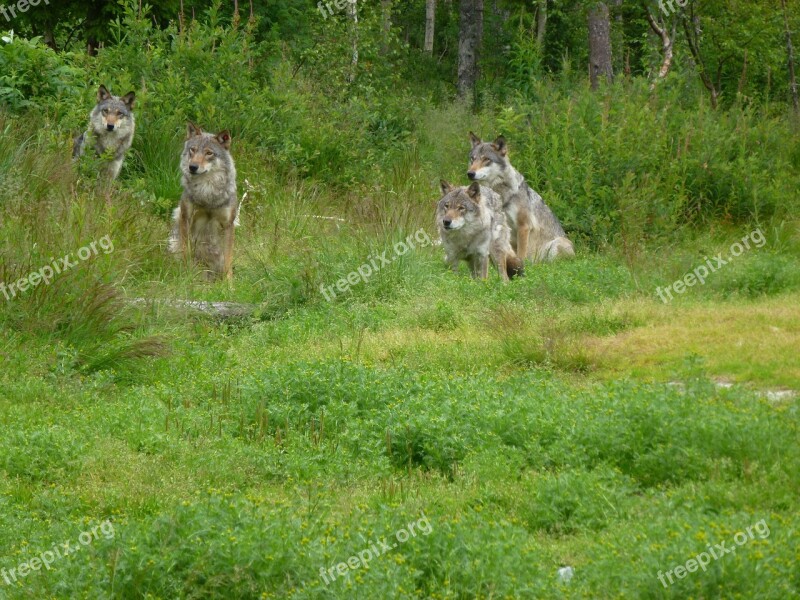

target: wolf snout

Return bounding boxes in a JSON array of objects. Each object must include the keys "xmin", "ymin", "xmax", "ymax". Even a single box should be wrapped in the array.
[
  {"xmin": 106, "ymin": 124, "xmax": 115, "ymax": 131},
  {"xmin": 467, "ymin": 171, "xmax": 476, "ymax": 180},
  {"xmin": 442, "ymin": 219, "xmax": 453, "ymax": 229},
  {"xmin": 189, "ymin": 164, "xmax": 199, "ymax": 174}
]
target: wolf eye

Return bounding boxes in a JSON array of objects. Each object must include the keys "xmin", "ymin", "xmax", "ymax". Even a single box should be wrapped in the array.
[
  {"xmin": 102, "ymin": 109, "xmax": 108, "ymax": 115},
  {"xmin": 205, "ymin": 150, "xmax": 214, "ymax": 158},
  {"xmin": 116, "ymin": 111, "xmax": 123, "ymax": 117}
]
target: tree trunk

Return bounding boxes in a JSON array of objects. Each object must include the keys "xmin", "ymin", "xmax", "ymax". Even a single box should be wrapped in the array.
[
  {"xmin": 646, "ymin": 10, "xmax": 675, "ymax": 88},
  {"xmin": 43, "ymin": 26, "xmax": 57, "ymax": 51},
  {"xmin": 476, "ymin": 0, "xmax": 483, "ymax": 61},
  {"xmin": 382, "ymin": 0, "xmax": 392, "ymax": 53},
  {"xmin": 738, "ymin": 49, "xmax": 748, "ymax": 96},
  {"xmin": 536, "ymin": 0, "xmax": 547, "ymax": 48},
  {"xmin": 85, "ymin": 0, "xmax": 105, "ymax": 56},
  {"xmin": 682, "ymin": 13, "xmax": 718, "ymax": 109},
  {"xmin": 347, "ymin": 0, "xmax": 359, "ymax": 83},
  {"xmin": 457, "ymin": 0, "xmax": 483, "ymax": 101},
  {"xmin": 424, "ymin": 0, "xmax": 436, "ymax": 54},
  {"xmin": 588, "ymin": 2, "xmax": 613, "ymax": 90},
  {"xmin": 781, "ymin": 0, "xmax": 799, "ymax": 114}
]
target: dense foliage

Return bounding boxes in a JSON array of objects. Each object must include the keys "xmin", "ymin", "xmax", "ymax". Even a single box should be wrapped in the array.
[{"xmin": 0, "ymin": 1, "xmax": 799, "ymax": 598}]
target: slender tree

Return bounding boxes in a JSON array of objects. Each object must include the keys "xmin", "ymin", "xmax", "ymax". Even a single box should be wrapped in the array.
[
  {"xmin": 780, "ymin": 0, "xmax": 799, "ymax": 113},
  {"xmin": 457, "ymin": 0, "xmax": 483, "ymax": 101},
  {"xmin": 588, "ymin": 2, "xmax": 613, "ymax": 89},
  {"xmin": 536, "ymin": 0, "xmax": 547, "ymax": 48},
  {"xmin": 646, "ymin": 8, "xmax": 675, "ymax": 88},
  {"xmin": 424, "ymin": 0, "xmax": 436, "ymax": 54},
  {"xmin": 347, "ymin": 0, "xmax": 358, "ymax": 83},
  {"xmin": 382, "ymin": 0, "xmax": 392, "ymax": 53},
  {"xmin": 682, "ymin": 9, "xmax": 719, "ymax": 108}
]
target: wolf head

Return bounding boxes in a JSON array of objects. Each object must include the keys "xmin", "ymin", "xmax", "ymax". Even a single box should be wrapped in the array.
[
  {"xmin": 437, "ymin": 181, "xmax": 483, "ymax": 231},
  {"xmin": 90, "ymin": 85, "xmax": 135, "ymax": 134},
  {"xmin": 467, "ymin": 132, "xmax": 509, "ymax": 186},
  {"xmin": 181, "ymin": 122, "xmax": 233, "ymax": 177}
]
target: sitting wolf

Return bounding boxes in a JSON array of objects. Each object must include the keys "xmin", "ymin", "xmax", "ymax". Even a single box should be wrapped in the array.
[
  {"xmin": 468, "ymin": 133, "xmax": 574, "ymax": 262},
  {"xmin": 73, "ymin": 85, "xmax": 136, "ymax": 181},
  {"xmin": 436, "ymin": 181, "xmax": 524, "ymax": 281},
  {"xmin": 168, "ymin": 122, "xmax": 238, "ymax": 281}
]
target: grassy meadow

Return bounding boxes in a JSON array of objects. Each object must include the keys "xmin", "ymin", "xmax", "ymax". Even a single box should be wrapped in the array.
[{"xmin": 2, "ymin": 6, "xmax": 800, "ymax": 599}]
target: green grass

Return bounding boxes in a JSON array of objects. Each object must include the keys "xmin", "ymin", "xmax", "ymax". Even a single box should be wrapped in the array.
[{"xmin": 1, "ymin": 98, "xmax": 800, "ymax": 599}]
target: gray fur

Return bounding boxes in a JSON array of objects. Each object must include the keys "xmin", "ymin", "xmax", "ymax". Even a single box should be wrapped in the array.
[
  {"xmin": 169, "ymin": 123, "xmax": 238, "ymax": 280},
  {"xmin": 74, "ymin": 85, "xmax": 136, "ymax": 181},
  {"xmin": 178, "ymin": 129, "xmax": 237, "ymax": 210},
  {"xmin": 468, "ymin": 133, "xmax": 574, "ymax": 262},
  {"xmin": 436, "ymin": 181, "xmax": 522, "ymax": 281}
]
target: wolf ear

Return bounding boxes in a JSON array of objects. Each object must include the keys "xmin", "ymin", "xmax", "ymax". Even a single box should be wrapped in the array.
[
  {"xmin": 469, "ymin": 131, "xmax": 482, "ymax": 148},
  {"xmin": 440, "ymin": 179, "xmax": 455, "ymax": 196},
  {"xmin": 186, "ymin": 121, "xmax": 203, "ymax": 139},
  {"xmin": 215, "ymin": 130, "xmax": 232, "ymax": 149},
  {"xmin": 121, "ymin": 91, "xmax": 135, "ymax": 108},
  {"xmin": 97, "ymin": 85, "xmax": 111, "ymax": 102},
  {"xmin": 466, "ymin": 181, "xmax": 481, "ymax": 201},
  {"xmin": 493, "ymin": 136, "xmax": 508, "ymax": 156}
]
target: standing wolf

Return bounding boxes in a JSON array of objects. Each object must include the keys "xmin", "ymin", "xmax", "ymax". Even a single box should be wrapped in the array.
[
  {"xmin": 436, "ymin": 180, "xmax": 524, "ymax": 281},
  {"xmin": 73, "ymin": 85, "xmax": 136, "ymax": 181},
  {"xmin": 168, "ymin": 122, "xmax": 238, "ymax": 281},
  {"xmin": 468, "ymin": 133, "xmax": 574, "ymax": 262}
]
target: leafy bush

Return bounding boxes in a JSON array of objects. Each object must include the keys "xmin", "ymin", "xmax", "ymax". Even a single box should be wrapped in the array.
[{"xmin": 0, "ymin": 32, "xmax": 84, "ymax": 110}]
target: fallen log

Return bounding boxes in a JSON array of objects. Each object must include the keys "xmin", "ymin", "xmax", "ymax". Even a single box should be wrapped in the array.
[{"xmin": 130, "ymin": 298, "xmax": 257, "ymax": 319}]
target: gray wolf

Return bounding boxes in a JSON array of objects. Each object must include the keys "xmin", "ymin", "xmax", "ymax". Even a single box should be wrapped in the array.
[
  {"xmin": 73, "ymin": 85, "xmax": 136, "ymax": 181},
  {"xmin": 468, "ymin": 133, "xmax": 574, "ymax": 262},
  {"xmin": 168, "ymin": 122, "xmax": 238, "ymax": 281},
  {"xmin": 436, "ymin": 180, "xmax": 524, "ymax": 281}
]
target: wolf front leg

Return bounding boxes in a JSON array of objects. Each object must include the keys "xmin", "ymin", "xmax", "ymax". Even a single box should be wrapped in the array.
[
  {"xmin": 445, "ymin": 253, "xmax": 460, "ymax": 274},
  {"xmin": 491, "ymin": 250, "xmax": 509, "ymax": 282},
  {"xmin": 471, "ymin": 255, "xmax": 490, "ymax": 280},
  {"xmin": 222, "ymin": 219, "xmax": 235, "ymax": 281},
  {"xmin": 106, "ymin": 157, "xmax": 124, "ymax": 181},
  {"xmin": 178, "ymin": 198, "xmax": 191, "ymax": 260},
  {"xmin": 515, "ymin": 211, "xmax": 532, "ymax": 261}
]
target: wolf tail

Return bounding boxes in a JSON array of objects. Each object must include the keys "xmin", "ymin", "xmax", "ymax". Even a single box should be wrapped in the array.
[
  {"xmin": 167, "ymin": 206, "xmax": 181, "ymax": 254},
  {"xmin": 506, "ymin": 254, "xmax": 525, "ymax": 278},
  {"xmin": 542, "ymin": 237, "xmax": 575, "ymax": 261}
]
